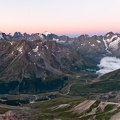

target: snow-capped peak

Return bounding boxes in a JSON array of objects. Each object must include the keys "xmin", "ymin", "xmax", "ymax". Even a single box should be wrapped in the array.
[
  {"xmin": 43, "ymin": 31, "xmax": 51, "ymax": 36},
  {"xmin": 103, "ymin": 34, "xmax": 120, "ymax": 51},
  {"xmin": 105, "ymin": 32, "xmax": 114, "ymax": 38}
]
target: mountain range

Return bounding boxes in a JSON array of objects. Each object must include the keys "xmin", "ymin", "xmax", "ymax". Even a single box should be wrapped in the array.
[{"xmin": 0, "ymin": 31, "xmax": 120, "ymax": 94}]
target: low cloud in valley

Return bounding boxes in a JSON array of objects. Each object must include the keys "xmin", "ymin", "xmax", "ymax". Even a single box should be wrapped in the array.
[{"xmin": 96, "ymin": 57, "xmax": 120, "ymax": 75}]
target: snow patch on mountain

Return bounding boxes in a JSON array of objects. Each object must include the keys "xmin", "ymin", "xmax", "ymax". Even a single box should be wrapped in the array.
[
  {"xmin": 96, "ymin": 57, "xmax": 120, "ymax": 75},
  {"xmin": 109, "ymin": 37, "xmax": 120, "ymax": 50},
  {"xmin": 44, "ymin": 45, "xmax": 48, "ymax": 49},
  {"xmin": 81, "ymin": 44, "xmax": 85, "ymax": 46},
  {"xmin": 53, "ymin": 38, "xmax": 65, "ymax": 43},
  {"xmin": 106, "ymin": 34, "xmax": 110, "ymax": 37},
  {"xmin": 38, "ymin": 53, "xmax": 41, "ymax": 56},
  {"xmin": 17, "ymin": 46, "xmax": 23, "ymax": 54},
  {"xmin": 33, "ymin": 46, "xmax": 39, "ymax": 52},
  {"xmin": 59, "ymin": 40, "xmax": 66, "ymax": 43},
  {"xmin": 28, "ymin": 52, "xmax": 31, "ymax": 55},
  {"xmin": 91, "ymin": 44, "xmax": 95, "ymax": 47},
  {"xmin": 97, "ymin": 40, "xmax": 101, "ymax": 43},
  {"xmin": 53, "ymin": 38, "xmax": 59, "ymax": 42},
  {"xmin": 11, "ymin": 51, "xmax": 14, "ymax": 55},
  {"xmin": 103, "ymin": 35, "xmax": 120, "ymax": 51},
  {"xmin": 103, "ymin": 38, "xmax": 111, "ymax": 53},
  {"xmin": 106, "ymin": 35, "xmax": 118, "ymax": 43},
  {"xmin": 10, "ymin": 42, "xmax": 14, "ymax": 45}
]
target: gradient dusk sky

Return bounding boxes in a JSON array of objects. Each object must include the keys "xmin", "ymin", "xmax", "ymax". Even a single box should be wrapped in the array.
[{"xmin": 0, "ymin": 0, "xmax": 120, "ymax": 36}]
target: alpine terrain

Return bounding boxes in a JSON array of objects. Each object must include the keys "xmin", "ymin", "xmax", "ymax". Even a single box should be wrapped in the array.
[{"xmin": 0, "ymin": 31, "xmax": 120, "ymax": 119}]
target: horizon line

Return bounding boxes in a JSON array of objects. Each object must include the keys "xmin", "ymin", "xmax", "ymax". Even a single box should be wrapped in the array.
[{"xmin": 0, "ymin": 30, "xmax": 118, "ymax": 38}]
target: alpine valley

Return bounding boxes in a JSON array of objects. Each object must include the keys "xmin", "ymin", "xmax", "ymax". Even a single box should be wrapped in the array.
[{"xmin": 0, "ymin": 31, "xmax": 120, "ymax": 120}]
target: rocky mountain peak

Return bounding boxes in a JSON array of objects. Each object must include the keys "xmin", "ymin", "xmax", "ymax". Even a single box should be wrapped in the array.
[
  {"xmin": 103, "ymin": 32, "xmax": 120, "ymax": 51},
  {"xmin": 105, "ymin": 31, "xmax": 114, "ymax": 38}
]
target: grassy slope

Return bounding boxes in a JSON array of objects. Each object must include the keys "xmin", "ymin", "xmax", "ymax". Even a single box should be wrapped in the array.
[
  {"xmin": 27, "ymin": 98, "xmax": 120, "ymax": 120},
  {"xmin": 28, "ymin": 96, "xmax": 84, "ymax": 120},
  {"xmin": 70, "ymin": 69, "xmax": 120, "ymax": 95}
]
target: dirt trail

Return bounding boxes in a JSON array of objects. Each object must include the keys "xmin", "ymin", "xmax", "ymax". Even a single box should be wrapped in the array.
[{"xmin": 65, "ymin": 83, "xmax": 75, "ymax": 95}]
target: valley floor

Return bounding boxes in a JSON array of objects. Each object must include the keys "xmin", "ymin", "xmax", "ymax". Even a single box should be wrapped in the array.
[{"xmin": 0, "ymin": 71, "xmax": 120, "ymax": 120}]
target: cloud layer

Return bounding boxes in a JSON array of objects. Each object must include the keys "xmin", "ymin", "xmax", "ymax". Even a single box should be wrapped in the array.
[{"xmin": 96, "ymin": 57, "xmax": 120, "ymax": 75}]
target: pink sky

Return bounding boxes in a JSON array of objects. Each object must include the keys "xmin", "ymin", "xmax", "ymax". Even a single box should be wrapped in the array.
[{"xmin": 0, "ymin": 0, "xmax": 120, "ymax": 36}]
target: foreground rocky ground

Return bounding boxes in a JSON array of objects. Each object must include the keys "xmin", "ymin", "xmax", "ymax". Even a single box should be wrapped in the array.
[{"xmin": 0, "ymin": 96, "xmax": 120, "ymax": 120}]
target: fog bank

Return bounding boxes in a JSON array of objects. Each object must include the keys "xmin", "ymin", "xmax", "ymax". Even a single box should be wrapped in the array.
[{"xmin": 96, "ymin": 57, "xmax": 120, "ymax": 75}]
